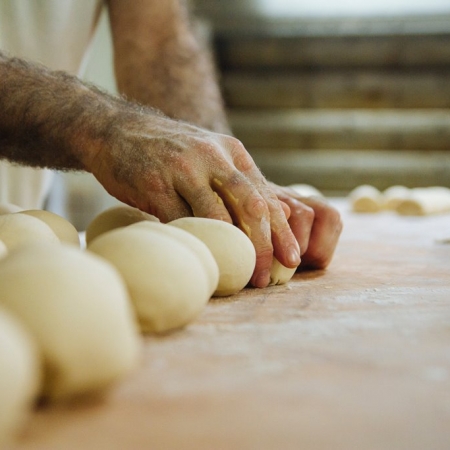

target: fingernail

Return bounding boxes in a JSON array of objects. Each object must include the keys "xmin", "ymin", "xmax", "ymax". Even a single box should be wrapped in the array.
[
  {"xmin": 254, "ymin": 269, "xmax": 271, "ymax": 288},
  {"xmin": 288, "ymin": 245, "xmax": 301, "ymax": 267}
]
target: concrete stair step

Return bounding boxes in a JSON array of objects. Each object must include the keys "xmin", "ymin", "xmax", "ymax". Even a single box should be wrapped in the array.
[
  {"xmin": 195, "ymin": 8, "xmax": 450, "ymax": 38},
  {"xmin": 209, "ymin": 15, "xmax": 450, "ymax": 69},
  {"xmin": 222, "ymin": 70, "xmax": 450, "ymax": 109},
  {"xmin": 217, "ymin": 33, "xmax": 450, "ymax": 70},
  {"xmin": 229, "ymin": 109, "xmax": 450, "ymax": 150},
  {"xmin": 247, "ymin": 149, "xmax": 450, "ymax": 194}
]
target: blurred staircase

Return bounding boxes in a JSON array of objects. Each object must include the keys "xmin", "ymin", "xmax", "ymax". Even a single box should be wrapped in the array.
[{"xmin": 195, "ymin": 11, "xmax": 450, "ymax": 194}]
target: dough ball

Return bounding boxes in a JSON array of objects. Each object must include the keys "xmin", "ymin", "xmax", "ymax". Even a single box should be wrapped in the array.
[
  {"xmin": 349, "ymin": 185, "xmax": 383, "ymax": 213},
  {"xmin": 128, "ymin": 221, "xmax": 219, "ymax": 296},
  {"xmin": 169, "ymin": 217, "xmax": 256, "ymax": 297},
  {"xmin": 0, "ymin": 308, "xmax": 41, "ymax": 448},
  {"xmin": 382, "ymin": 185, "xmax": 410, "ymax": 210},
  {"xmin": 269, "ymin": 258, "xmax": 296, "ymax": 286},
  {"xmin": 0, "ymin": 213, "xmax": 59, "ymax": 251},
  {"xmin": 396, "ymin": 187, "xmax": 450, "ymax": 216},
  {"xmin": 0, "ymin": 240, "xmax": 7, "ymax": 260},
  {"xmin": 289, "ymin": 184, "xmax": 323, "ymax": 198},
  {"xmin": 88, "ymin": 227, "xmax": 211, "ymax": 334},
  {"xmin": 0, "ymin": 203, "xmax": 23, "ymax": 215},
  {"xmin": 85, "ymin": 205, "xmax": 159, "ymax": 245},
  {"xmin": 0, "ymin": 243, "xmax": 140, "ymax": 401},
  {"xmin": 20, "ymin": 210, "xmax": 80, "ymax": 247}
]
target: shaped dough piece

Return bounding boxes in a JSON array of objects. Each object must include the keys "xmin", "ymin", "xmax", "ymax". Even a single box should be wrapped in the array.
[
  {"xmin": 0, "ymin": 243, "xmax": 140, "ymax": 401},
  {"xmin": 85, "ymin": 205, "xmax": 160, "ymax": 245},
  {"xmin": 20, "ymin": 210, "xmax": 80, "ymax": 247},
  {"xmin": 88, "ymin": 227, "xmax": 211, "ymax": 334},
  {"xmin": 128, "ymin": 221, "xmax": 219, "ymax": 296},
  {"xmin": 0, "ymin": 308, "xmax": 41, "ymax": 448},
  {"xmin": 0, "ymin": 203, "xmax": 23, "ymax": 215},
  {"xmin": 269, "ymin": 258, "xmax": 296, "ymax": 286},
  {"xmin": 0, "ymin": 213, "xmax": 59, "ymax": 251},
  {"xmin": 169, "ymin": 217, "xmax": 256, "ymax": 297},
  {"xmin": 289, "ymin": 184, "xmax": 323, "ymax": 198},
  {"xmin": 382, "ymin": 185, "xmax": 410, "ymax": 210},
  {"xmin": 349, "ymin": 185, "xmax": 383, "ymax": 213},
  {"xmin": 396, "ymin": 187, "xmax": 450, "ymax": 216}
]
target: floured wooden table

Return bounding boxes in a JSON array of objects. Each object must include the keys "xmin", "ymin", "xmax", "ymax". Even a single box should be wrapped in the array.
[{"xmin": 12, "ymin": 200, "xmax": 450, "ymax": 450}]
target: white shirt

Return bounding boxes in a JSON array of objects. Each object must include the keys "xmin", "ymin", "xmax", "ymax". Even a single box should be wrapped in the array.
[{"xmin": 0, "ymin": 0, "xmax": 103, "ymax": 209}]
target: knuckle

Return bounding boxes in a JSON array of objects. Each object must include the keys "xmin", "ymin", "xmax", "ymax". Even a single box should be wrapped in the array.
[
  {"xmin": 234, "ymin": 151, "xmax": 255, "ymax": 172},
  {"xmin": 226, "ymin": 136, "xmax": 246, "ymax": 153},
  {"xmin": 254, "ymin": 243, "xmax": 274, "ymax": 266},
  {"xmin": 303, "ymin": 205, "xmax": 315, "ymax": 223},
  {"xmin": 223, "ymin": 137, "xmax": 255, "ymax": 171},
  {"xmin": 196, "ymin": 141, "xmax": 216, "ymax": 158},
  {"xmin": 244, "ymin": 194, "xmax": 269, "ymax": 220}
]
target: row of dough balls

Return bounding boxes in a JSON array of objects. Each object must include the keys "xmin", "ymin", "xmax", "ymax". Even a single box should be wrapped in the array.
[
  {"xmin": 349, "ymin": 185, "xmax": 450, "ymax": 216},
  {"xmin": 0, "ymin": 204, "xmax": 141, "ymax": 448},
  {"xmin": 0, "ymin": 202, "xmax": 297, "ymax": 447}
]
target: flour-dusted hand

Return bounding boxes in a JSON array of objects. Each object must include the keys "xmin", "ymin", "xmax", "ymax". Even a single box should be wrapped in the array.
[{"xmin": 85, "ymin": 107, "xmax": 300, "ymax": 288}]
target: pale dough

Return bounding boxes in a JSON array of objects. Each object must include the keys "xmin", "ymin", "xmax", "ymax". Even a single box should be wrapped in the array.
[
  {"xmin": 382, "ymin": 185, "xmax": 410, "ymax": 210},
  {"xmin": 0, "ymin": 308, "xmax": 41, "ymax": 448},
  {"xmin": 85, "ymin": 205, "xmax": 160, "ymax": 245},
  {"xmin": 169, "ymin": 217, "xmax": 256, "ymax": 297},
  {"xmin": 269, "ymin": 258, "xmax": 296, "ymax": 286},
  {"xmin": 0, "ymin": 243, "xmax": 140, "ymax": 401},
  {"xmin": 350, "ymin": 184, "xmax": 450, "ymax": 215},
  {"xmin": 396, "ymin": 187, "xmax": 450, "ymax": 216},
  {"xmin": 88, "ymin": 227, "xmax": 211, "ymax": 334},
  {"xmin": 349, "ymin": 185, "xmax": 383, "ymax": 213},
  {"xmin": 128, "ymin": 221, "xmax": 219, "ymax": 296},
  {"xmin": 0, "ymin": 213, "xmax": 59, "ymax": 251},
  {"xmin": 20, "ymin": 210, "xmax": 80, "ymax": 247}
]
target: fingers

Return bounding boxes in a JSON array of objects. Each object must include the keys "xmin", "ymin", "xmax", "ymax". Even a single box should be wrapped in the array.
[
  {"xmin": 211, "ymin": 172, "xmax": 275, "ymax": 288},
  {"xmin": 97, "ymin": 120, "xmax": 307, "ymax": 287},
  {"xmin": 212, "ymin": 139, "xmax": 300, "ymax": 287},
  {"xmin": 159, "ymin": 136, "xmax": 292, "ymax": 288},
  {"xmin": 273, "ymin": 185, "xmax": 342, "ymax": 269},
  {"xmin": 296, "ymin": 196, "xmax": 343, "ymax": 270},
  {"xmin": 280, "ymin": 197, "xmax": 315, "ymax": 256},
  {"xmin": 269, "ymin": 182, "xmax": 343, "ymax": 270},
  {"xmin": 280, "ymin": 201, "xmax": 291, "ymax": 220}
]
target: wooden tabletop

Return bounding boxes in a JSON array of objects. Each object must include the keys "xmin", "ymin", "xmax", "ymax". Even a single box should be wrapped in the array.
[{"xmin": 12, "ymin": 200, "xmax": 450, "ymax": 450}]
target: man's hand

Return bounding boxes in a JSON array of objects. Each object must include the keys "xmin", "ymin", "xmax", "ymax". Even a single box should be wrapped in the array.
[
  {"xmin": 85, "ymin": 109, "xmax": 301, "ymax": 288},
  {"xmin": 268, "ymin": 183, "xmax": 343, "ymax": 270},
  {"xmin": 104, "ymin": 0, "xmax": 341, "ymax": 284}
]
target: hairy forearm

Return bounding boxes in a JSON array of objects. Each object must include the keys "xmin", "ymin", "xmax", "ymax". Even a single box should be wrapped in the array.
[
  {"xmin": 107, "ymin": 0, "xmax": 231, "ymax": 134},
  {"xmin": 0, "ymin": 52, "xmax": 135, "ymax": 171}
]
